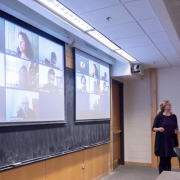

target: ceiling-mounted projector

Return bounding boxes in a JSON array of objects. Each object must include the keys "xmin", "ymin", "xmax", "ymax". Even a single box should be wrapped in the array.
[{"xmin": 131, "ymin": 64, "xmax": 144, "ymax": 75}]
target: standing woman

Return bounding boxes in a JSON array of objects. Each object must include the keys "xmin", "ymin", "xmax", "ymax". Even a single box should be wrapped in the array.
[{"xmin": 152, "ymin": 100, "xmax": 180, "ymax": 174}]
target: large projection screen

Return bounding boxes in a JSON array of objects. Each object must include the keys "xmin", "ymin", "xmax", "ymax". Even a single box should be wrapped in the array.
[
  {"xmin": 75, "ymin": 48, "xmax": 111, "ymax": 121},
  {"xmin": 0, "ymin": 14, "xmax": 65, "ymax": 126}
]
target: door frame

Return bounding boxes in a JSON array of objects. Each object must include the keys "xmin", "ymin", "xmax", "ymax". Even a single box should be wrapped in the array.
[{"xmin": 112, "ymin": 79, "xmax": 124, "ymax": 165}]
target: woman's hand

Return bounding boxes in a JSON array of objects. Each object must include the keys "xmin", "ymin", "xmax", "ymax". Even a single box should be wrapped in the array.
[
  {"xmin": 159, "ymin": 127, "xmax": 165, "ymax": 132},
  {"xmin": 174, "ymin": 129, "xmax": 180, "ymax": 134}
]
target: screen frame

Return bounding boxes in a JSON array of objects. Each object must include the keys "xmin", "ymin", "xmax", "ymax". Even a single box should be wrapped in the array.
[
  {"xmin": 74, "ymin": 48, "xmax": 111, "ymax": 122},
  {"xmin": 0, "ymin": 10, "xmax": 66, "ymax": 126}
]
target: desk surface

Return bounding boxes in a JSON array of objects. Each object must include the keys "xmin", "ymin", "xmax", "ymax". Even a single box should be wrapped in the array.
[{"xmin": 156, "ymin": 171, "xmax": 180, "ymax": 180}]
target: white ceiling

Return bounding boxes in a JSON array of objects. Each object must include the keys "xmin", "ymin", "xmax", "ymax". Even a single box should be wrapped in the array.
[{"xmin": 58, "ymin": 0, "xmax": 180, "ymax": 68}]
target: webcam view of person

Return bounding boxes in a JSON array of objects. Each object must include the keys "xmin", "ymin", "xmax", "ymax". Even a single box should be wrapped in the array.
[
  {"xmin": 93, "ymin": 99, "xmax": 99, "ymax": 110},
  {"xmin": 17, "ymin": 95, "xmax": 36, "ymax": 120},
  {"xmin": 17, "ymin": 32, "xmax": 35, "ymax": 62},
  {"xmin": 101, "ymin": 82, "xmax": 108, "ymax": 95},
  {"xmin": 102, "ymin": 72, "xmax": 107, "ymax": 81},
  {"xmin": 92, "ymin": 64, "xmax": 99, "ymax": 78},
  {"xmin": 50, "ymin": 52, "xmax": 59, "ymax": 69},
  {"xmin": 93, "ymin": 79, "xmax": 100, "ymax": 94},
  {"xmin": 81, "ymin": 75, "xmax": 88, "ymax": 92},
  {"xmin": 43, "ymin": 68, "xmax": 58, "ymax": 94},
  {"xmin": 19, "ymin": 65, "xmax": 28, "ymax": 90}
]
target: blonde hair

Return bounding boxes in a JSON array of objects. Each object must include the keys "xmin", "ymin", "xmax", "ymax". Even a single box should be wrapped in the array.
[{"xmin": 157, "ymin": 100, "xmax": 173, "ymax": 115}]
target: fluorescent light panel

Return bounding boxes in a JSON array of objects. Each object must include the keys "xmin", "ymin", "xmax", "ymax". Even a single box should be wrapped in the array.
[
  {"xmin": 87, "ymin": 30, "xmax": 119, "ymax": 50},
  {"xmin": 36, "ymin": 0, "xmax": 94, "ymax": 31},
  {"xmin": 115, "ymin": 49, "xmax": 137, "ymax": 62}
]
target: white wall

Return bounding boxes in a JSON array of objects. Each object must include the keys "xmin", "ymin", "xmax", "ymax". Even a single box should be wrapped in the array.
[
  {"xmin": 124, "ymin": 70, "xmax": 151, "ymax": 163},
  {"xmin": 157, "ymin": 67, "xmax": 180, "ymax": 125}
]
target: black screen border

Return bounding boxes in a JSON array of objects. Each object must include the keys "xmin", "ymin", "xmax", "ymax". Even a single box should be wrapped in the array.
[
  {"xmin": 0, "ymin": 10, "xmax": 66, "ymax": 126},
  {"xmin": 74, "ymin": 48, "xmax": 111, "ymax": 122}
]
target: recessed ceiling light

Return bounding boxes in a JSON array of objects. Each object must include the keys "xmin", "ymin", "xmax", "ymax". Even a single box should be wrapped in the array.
[
  {"xmin": 115, "ymin": 49, "xmax": 137, "ymax": 62},
  {"xmin": 87, "ymin": 30, "xmax": 120, "ymax": 50},
  {"xmin": 36, "ymin": 0, "xmax": 94, "ymax": 31}
]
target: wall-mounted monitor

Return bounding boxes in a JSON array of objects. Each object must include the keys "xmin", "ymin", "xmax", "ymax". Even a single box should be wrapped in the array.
[
  {"xmin": 75, "ymin": 48, "xmax": 111, "ymax": 122},
  {"xmin": 0, "ymin": 12, "xmax": 65, "ymax": 126}
]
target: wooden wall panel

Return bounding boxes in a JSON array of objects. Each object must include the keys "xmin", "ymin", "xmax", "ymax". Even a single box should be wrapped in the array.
[
  {"xmin": 66, "ymin": 50, "xmax": 74, "ymax": 69},
  {"xmin": 46, "ymin": 151, "xmax": 83, "ymax": 180},
  {"xmin": 110, "ymin": 78, "xmax": 113, "ymax": 171},
  {"xmin": 83, "ymin": 144, "xmax": 109, "ymax": 180},
  {"xmin": 0, "ymin": 162, "xmax": 45, "ymax": 180}
]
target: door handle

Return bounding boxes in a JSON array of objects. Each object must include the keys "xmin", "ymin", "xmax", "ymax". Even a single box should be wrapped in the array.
[{"xmin": 113, "ymin": 130, "xmax": 121, "ymax": 134}]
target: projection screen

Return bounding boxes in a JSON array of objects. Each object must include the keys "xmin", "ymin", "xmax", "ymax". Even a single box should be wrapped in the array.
[
  {"xmin": 0, "ymin": 15, "xmax": 65, "ymax": 125},
  {"xmin": 75, "ymin": 48, "xmax": 111, "ymax": 121}
]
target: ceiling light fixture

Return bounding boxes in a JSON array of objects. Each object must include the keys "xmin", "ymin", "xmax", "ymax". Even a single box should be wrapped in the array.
[
  {"xmin": 115, "ymin": 49, "xmax": 137, "ymax": 62},
  {"xmin": 87, "ymin": 30, "xmax": 120, "ymax": 50},
  {"xmin": 36, "ymin": 0, "xmax": 94, "ymax": 31}
]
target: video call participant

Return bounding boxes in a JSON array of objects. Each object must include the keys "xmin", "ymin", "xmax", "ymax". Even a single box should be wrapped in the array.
[
  {"xmin": 92, "ymin": 64, "xmax": 99, "ymax": 79},
  {"xmin": 50, "ymin": 52, "xmax": 59, "ymax": 70},
  {"xmin": 93, "ymin": 79, "xmax": 100, "ymax": 94},
  {"xmin": 102, "ymin": 72, "xmax": 107, "ymax": 81},
  {"xmin": 17, "ymin": 32, "xmax": 35, "ymax": 62},
  {"xmin": 19, "ymin": 65, "xmax": 28, "ymax": 90},
  {"xmin": 80, "ymin": 75, "xmax": 88, "ymax": 92},
  {"xmin": 43, "ymin": 68, "xmax": 58, "ymax": 94},
  {"xmin": 93, "ymin": 99, "xmax": 99, "ymax": 110},
  {"xmin": 101, "ymin": 82, "xmax": 108, "ymax": 95},
  {"xmin": 17, "ymin": 95, "xmax": 36, "ymax": 120}
]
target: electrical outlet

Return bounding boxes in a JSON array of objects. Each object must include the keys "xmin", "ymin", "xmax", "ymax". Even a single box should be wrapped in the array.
[{"xmin": 82, "ymin": 165, "xmax": 85, "ymax": 169}]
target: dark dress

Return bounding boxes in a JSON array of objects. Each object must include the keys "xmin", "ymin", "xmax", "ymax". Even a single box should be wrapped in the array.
[{"xmin": 161, "ymin": 115, "xmax": 177, "ymax": 157}]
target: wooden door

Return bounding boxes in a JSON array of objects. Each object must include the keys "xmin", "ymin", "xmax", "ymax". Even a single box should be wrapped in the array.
[{"xmin": 112, "ymin": 82, "xmax": 121, "ymax": 164}]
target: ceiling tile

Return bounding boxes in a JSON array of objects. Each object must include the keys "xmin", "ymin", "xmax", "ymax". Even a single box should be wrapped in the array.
[
  {"xmin": 144, "ymin": 62, "xmax": 171, "ymax": 69},
  {"xmin": 114, "ymin": 35, "xmax": 153, "ymax": 49},
  {"xmin": 156, "ymin": 42, "xmax": 176, "ymax": 52},
  {"xmin": 80, "ymin": 5, "xmax": 134, "ymax": 29},
  {"xmin": 138, "ymin": 18, "xmax": 164, "ymax": 34},
  {"xmin": 123, "ymin": 0, "xmax": 156, "ymax": 21},
  {"xmin": 100, "ymin": 22, "xmax": 144, "ymax": 40},
  {"xmin": 148, "ymin": 32, "xmax": 170, "ymax": 44},
  {"xmin": 120, "ymin": 0, "xmax": 138, "ymax": 3},
  {"xmin": 58, "ymin": 0, "xmax": 120, "ymax": 14},
  {"xmin": 124, "ymin": 45, "xmax": 166, "ymax": 62}
]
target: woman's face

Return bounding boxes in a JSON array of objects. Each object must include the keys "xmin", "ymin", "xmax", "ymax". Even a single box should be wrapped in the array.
[
  {"xmin": 18, "ymin": 34, "xmax": 26, "ymax": 53},
  {"xmin": 164, "ymin": 102, "xmax": 172, "ymax": 111}
]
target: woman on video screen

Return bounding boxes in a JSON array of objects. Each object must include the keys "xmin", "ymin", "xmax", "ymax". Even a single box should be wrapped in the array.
[
  {"xmin": 17, "ymin": 32, "xmax": 35, "ymax": 62},
  {"xmin": 92, "ymin": 64, "xmax": 99, "ymax": 79}
]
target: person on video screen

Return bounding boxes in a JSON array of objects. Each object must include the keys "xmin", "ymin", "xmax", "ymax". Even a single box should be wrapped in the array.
[
  {"xmin": 43, "ymin": 68, "xmax": 58, "ymax": 94},
  {"xmin": 101, "ymin": 82, "xmax": 108, "ymax": 95},
  {"xmin": 93, "ymin": 99, "xmax": 99, "ymax": 110},
  {"xmin": 19, "ymin": 65, "xmax": 28, "ymax": 90},
  {"xmin": 102, "ymin": 72, "xmax": 107, "ymax": 81},
  {"xmin": 93, "ymin": 79, "xmax": 100, "ymax": 94},
  {"xmin": 50, "ymin": 52, "xmax": 60, "ymax": 70},
  {"xmin": 80, "ymin": 75, "xmax": 87, "ymax": 92},
  {"xmin": 17, "ymin": 32, "xmax": 35, "ymax": 62},
  {"xmin": 17, "ymin": 95, "xmax": 36, "ymax": 120},
  {"xmin": 92, "ymin": 64, "xmax": 99, "ymax": 79}
]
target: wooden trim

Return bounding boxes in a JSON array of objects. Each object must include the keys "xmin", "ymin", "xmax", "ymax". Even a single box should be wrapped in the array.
[
  {"xmin": 93, "ymin": 171, "xmax": 112, "ymax": 180},
  {"xmin": 150, "ymin": 68, "xmax": 158, "ymax": 168},
  {"xmin": 172, "ymin": 165, "xmax": 180, "ymax": 169},
  {"xmin": 125, "ymin": 161, "xmax": 151, "ymax": 167}
]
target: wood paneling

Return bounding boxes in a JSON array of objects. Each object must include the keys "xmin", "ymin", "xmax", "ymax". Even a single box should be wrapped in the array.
[
  {"xmin": 125, "ymin": 162, "xmax": 151, "ymax": 166},
  {"xmin": 46, "ymin": 151, "xmax": 83, "ymax": 180},
  {"xmin": 112, "ymin": 82, "xmax": 121, "ymax": 161},
  {"xmin": 0, "ymin": 161, "xmax": 45, "ymax": 180},
  {"xmin": 83, "ymin": 144, "xmax": 109, "ymax": 180},
  {"xmin": 150, "ymin": 68, "xmax": 158, "ymax": 168},
  {"xmin": 110, "ymin": 78, "xmax": 113, "ymax": 171},
  {"xmin": 66, "ymin": 51, "xmax": 74, "ymax": 69}
]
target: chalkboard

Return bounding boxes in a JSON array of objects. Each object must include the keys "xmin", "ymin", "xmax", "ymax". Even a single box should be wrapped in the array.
[{"xmin": 0, "ymin": 67, "xmax": 110, "ymax": 171}]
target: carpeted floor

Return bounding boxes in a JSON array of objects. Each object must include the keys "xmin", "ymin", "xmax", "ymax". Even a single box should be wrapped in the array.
[{"xmin": 102, "ymin": 165, "xmax": 179, "ymax": 180}]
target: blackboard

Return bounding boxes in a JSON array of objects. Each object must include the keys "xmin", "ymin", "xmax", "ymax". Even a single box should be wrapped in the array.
[{"xmin": 0, "ymin": 67, "xmax": 110, "ymax": 171}]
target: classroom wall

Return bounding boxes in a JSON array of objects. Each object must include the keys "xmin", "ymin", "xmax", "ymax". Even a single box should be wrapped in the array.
[
  {"xmin": 124, "ymin": 70, "xmax": 151, "ymax": 165},
  {"xmin": 157, "ymin": 66, "xmax": 180, "ymax": 125}
]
